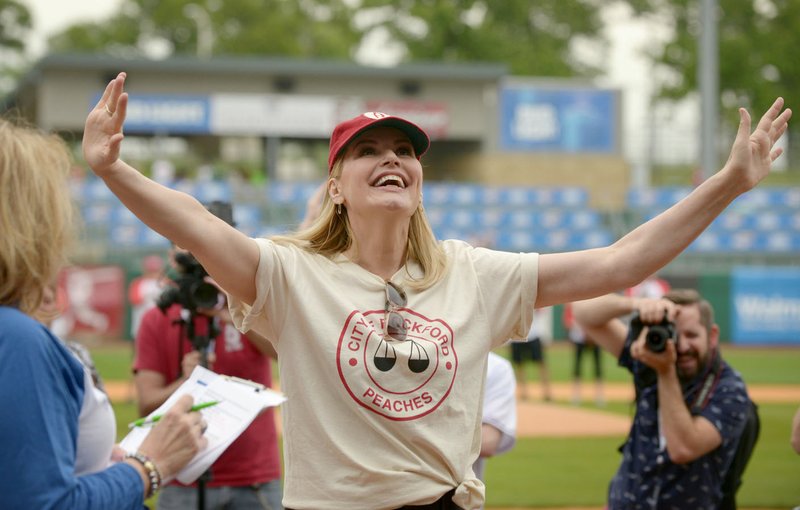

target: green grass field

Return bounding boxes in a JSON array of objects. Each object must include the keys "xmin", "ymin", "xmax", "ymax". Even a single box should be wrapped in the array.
[{"xmin": 94, "ymin": 342, "xmax": 800, "ymax": 508}]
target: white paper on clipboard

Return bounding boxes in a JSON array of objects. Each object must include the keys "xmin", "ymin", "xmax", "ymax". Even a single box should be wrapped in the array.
[{"xmin": 119, "ymin": 365, "xmax": 286, "ymax": 484}]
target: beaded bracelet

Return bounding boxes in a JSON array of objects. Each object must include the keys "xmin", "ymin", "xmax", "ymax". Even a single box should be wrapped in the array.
[{"xmin": 124, "ymin": 451, "xmax": 162, "ymax": 498}]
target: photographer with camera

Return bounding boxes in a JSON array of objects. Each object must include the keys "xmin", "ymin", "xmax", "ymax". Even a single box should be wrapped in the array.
[
  {"xmin": 573, "ymin": 289, "xmax": 757, "ymax": 510},
  {"xmin": 133, "ymin": 203, "xmax": 282, "ymax": 510}
]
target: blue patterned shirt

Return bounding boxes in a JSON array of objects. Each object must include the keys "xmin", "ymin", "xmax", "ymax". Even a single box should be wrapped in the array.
[{"xmin": 608, "ymin": 349, "xmax": 751, "ymax": 510}]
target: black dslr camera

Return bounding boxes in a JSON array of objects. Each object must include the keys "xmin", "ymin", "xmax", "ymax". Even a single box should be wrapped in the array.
[
  {"xmin": 629, "ymin": 312, "xmax": 677, "ymax": 353},
  {"xmin": 155, "ymin": 250, "xmax": 220, "ymax": 313}
]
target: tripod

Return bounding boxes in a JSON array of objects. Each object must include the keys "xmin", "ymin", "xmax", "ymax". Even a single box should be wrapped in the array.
[{"xmin": 178, "ymin": 309, "xmax": 219, "ymax": 510}]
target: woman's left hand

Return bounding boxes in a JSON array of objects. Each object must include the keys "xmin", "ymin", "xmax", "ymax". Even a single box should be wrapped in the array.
[
  {"xmin": 82, "ymin": 72, "xmax": 128, "ymax": 177},
  {"xmin": 723, "ymin": 97, "xmax": 792, "ymax": 193}
]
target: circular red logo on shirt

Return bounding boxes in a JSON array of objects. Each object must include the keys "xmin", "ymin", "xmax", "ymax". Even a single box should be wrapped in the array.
[{"xmin": 336, "ymin": 309, "xmax": 457, "ymax": 420}]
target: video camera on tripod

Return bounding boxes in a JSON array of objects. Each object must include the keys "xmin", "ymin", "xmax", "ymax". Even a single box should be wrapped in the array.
[
  {"xmin": 156, "ymin": 250, "xmax": 220, "ymax": 314},
  {"xmin": 155, "ymin": 201, "xmax": 235, "ymax": 352}
]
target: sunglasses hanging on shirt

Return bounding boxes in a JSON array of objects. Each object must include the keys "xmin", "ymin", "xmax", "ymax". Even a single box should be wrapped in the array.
[{"xmin": 373, "ymin": 282, "xmax": 429, "ymax": 373}]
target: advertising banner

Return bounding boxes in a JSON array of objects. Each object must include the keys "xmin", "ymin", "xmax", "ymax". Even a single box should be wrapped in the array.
[
  {"xmin": 94, "ymin": 94, "xmax": 211, "ymax": 134},
  {"xmin": 731, "ymin": 266, "xmax": 800, "ymax": 344},
  {"xmin": 499, "ymin": 86, "xmax": 617, "ymax": 153},
  {"xmin": 54, "ymin": 265, "xmax": 126, "ymax": 341}
]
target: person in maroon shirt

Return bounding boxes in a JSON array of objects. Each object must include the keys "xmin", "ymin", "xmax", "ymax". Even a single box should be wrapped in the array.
[{"xmin": 134, "ymin": 243, "xmax": 283, "ymax": 510}]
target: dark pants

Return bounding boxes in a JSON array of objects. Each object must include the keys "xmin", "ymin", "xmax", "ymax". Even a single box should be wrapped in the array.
[
  {"xmin": 573, "ymin": 341, "xmax": 602, "ymax": 380},
  {"xmin": 286, "ymin": 489, "xmax": 460, "ymax": 510},
  {"xmin": 399, "ymin": 489, "xmax": 460, "ymax": 509}
]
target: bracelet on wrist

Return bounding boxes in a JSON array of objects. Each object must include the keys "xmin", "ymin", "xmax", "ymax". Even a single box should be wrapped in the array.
[{"xmin": 124, "ymin": 451, "xmax": 162, "ymax": 498}]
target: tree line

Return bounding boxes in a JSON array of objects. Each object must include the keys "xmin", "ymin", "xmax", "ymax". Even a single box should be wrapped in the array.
[{"xmin": 1, "ymin": 0, "xmax": 796, "ymax": 129}]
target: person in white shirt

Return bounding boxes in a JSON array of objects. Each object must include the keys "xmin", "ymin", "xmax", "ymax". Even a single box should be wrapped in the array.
[
  {"xmin": 474, "ymin": 352, "xmax": 517, "ymax": 482},
  {"xmin": 83, "ymin": 72, "xmax": 790, "ymax": 509}
]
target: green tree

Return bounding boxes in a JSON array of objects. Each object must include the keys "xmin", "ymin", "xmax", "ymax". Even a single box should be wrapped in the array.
[
  {"xmin": 356, "ymin": 0, "xmax": 608, "ymax": 76},
  {"xmin": 0, "ymin": 0, "xmax": 31, "ymax": 95},
  {"xmin": 47, "ymin": 0, "xmax": 360, "ymax": 59},
  {"xmin": 631, "ymin": 0, "xmax": 799, "ymax": 126},
  {"xmin": 0, "ymin": 0, "xmax": 30, "ymax": 51}
]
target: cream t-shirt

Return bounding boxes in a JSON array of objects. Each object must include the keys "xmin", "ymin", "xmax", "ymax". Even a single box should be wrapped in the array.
[{"xmin": 229, "ymin": 238, "xmax": 538, "ymax": 510}]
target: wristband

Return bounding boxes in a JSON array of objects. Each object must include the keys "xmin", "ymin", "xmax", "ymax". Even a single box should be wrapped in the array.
[{"xmin": 124, "ymin": 451, "xmax": 162, "ymax": 498}]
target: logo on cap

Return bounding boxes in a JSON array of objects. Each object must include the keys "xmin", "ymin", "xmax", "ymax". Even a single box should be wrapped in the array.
[{"xmin": 364, "ymin": 112, "xmax": 390, "ymax": 120}]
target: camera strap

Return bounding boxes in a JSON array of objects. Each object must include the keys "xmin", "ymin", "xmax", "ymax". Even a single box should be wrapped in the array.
[{"xmin": 688, "ymin": 349, "xmax": 722, "ymax": 413}]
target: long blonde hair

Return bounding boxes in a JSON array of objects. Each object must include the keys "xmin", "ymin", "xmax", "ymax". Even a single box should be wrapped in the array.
[
  {"xmin": 0, "ymin": 118, "xmax": 76, "ymax": 315},
  {"xmin": 271, "ymin": 159, "xmax": 448, "ymax": 290}
]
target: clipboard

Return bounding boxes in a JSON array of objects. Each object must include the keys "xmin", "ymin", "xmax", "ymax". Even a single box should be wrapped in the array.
[{"xmin": 119, "ymin": 365, "xmax": 286, "ymax": 484}]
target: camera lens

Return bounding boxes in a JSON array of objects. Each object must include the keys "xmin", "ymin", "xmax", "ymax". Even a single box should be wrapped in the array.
[
  {"xmin": 191, "ymin": 281, "xmax": 220, "ymax": 309},
  {"xmin": 645, "ymin": 325, "xmax": 672, "ymax": 353}
]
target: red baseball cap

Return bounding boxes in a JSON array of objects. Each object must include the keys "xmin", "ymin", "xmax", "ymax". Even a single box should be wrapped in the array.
[{"xmin": 327, "ymin": 112, "xmax": 430, "ymax": 173}]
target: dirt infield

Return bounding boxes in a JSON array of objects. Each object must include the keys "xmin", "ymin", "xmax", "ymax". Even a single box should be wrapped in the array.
[
  {"xmin": 514, "ymin": 382, "xmax": 800, "ymax": 437},
  {"xmin": 105, "ymin": 381, "xmax": 800, "ymax": 438}
]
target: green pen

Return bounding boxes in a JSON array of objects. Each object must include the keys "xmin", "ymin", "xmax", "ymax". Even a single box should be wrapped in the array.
[{"xmin": 128, "ymin": 400, "xmax": 220, "ymax": 428}]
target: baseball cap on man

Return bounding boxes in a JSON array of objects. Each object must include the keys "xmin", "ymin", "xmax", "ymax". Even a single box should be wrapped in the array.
[{"xmin": 327, "ymin": 112, "xmax": 430, "ymax": 172}]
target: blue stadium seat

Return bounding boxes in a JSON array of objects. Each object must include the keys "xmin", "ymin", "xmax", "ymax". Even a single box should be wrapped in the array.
[
  {"xmin": 477, "ymin": 209, "xmax": 503, "ymax": 229},
  {"xmin": 233, "ymin": 204, "xmax": 262, "ymax": 230},
  {"xmin": 493, "ymin": 228, "xmax": 613, "ymax": 253},
  {"xmin": 781, "ymin": 188, "xmax": 800, "ymax": 208},
  {"xmin": 79, "ymin": 178, "xmax": 117, "ymax": 202},
  {"xmin": 192, "ymin": 180, "xmax": 233, "ymax": 203},
  {"xmin": 568, "ymin": 210, "xmax": 601, "ymax": 229},
  {"xmin": 754, "ymin": 212, "xmax": 782, "ymax": 231},
  {"xmin": 557, "ymin": 187, "xmax": 590, "ymax": 207},
  {"xmin": 687, "ymin": 232, "xmax": 722, "ymax": 253},
  {"xmin": 499, "ymin": 211, "xmax": 538, "ymax": 229},
  {"xmin": 627, "ymin": 187, "xmax": 691, "ymax": 209},
  {"xmin": 424, "ymin": 207, "xmax": 447, "ymax": 229},
  {"xmin": 108, "ymin": 222, "xmax": 170, "ymax": 248},
  {"xmin": 81, "ymin": 202, "xmax": 115, "ymax": 226},
  {"xmin": 266, "ymin": 182, "xmax": 319, "ymax": 205},
  {"xmin": 108, "ymin": 224, "xmax": 142, "ymax": 247},
  {"xmin": 575, "ymin": 230, "xmax": 614, "ymax": 248},
  {"xmin": 170, "ymin": 179, "xmax": 233, "ymax": 204},
  {"xmin": 494, "ymin": 231, "xmax": 536, "ymax": 252},
  {"xmin": 497, "ymin": 187, "xmax": 537, "ymax": 206},
  {"xmin": 138, "ymin": 227, "xmax": 171, "ymax": 248},
  {"xmin": 110, "ymin": 205, "xmax": 141, "ymax": 226},
  {"xmin": 537, "ymin": 210, "xmax": 567, "ymax": 229}
]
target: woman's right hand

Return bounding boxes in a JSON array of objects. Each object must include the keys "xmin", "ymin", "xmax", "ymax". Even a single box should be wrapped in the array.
[
  {"xmin": 137, "ymin": 394, "xmax": 208, "ymax": 481},
  {"xmin": 82, "ymin": 71, "xmax": 128, "ymax": 176}
]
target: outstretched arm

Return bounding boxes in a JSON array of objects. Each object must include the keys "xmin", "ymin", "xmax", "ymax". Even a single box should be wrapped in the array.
[
  {"xmin": 535, "ymin": 98, "xmax": 791, "ymax": 308},
  {"xmin": 82, "ymin": 73, "xmax": 259, "ymax": 305}
]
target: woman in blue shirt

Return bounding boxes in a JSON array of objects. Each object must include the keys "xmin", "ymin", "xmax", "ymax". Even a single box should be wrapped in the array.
[{"xmin": 0, "ymin": 118, "xmax": 207, "ymax": 509}]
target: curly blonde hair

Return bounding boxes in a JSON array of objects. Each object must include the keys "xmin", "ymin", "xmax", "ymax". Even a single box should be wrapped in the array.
[
  {"xmin": 0, "ymin": 118, "xmax": 76, "ymax": 315},
  {"xmin": 271, "ymin": 158, "xmax": 447, "ymax": 290}
]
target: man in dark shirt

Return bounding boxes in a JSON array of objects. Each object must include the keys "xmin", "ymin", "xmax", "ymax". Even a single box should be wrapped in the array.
[{"xmin": 573, "ymin": 289, "xmax": 752, "ymax": 510}]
